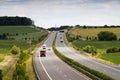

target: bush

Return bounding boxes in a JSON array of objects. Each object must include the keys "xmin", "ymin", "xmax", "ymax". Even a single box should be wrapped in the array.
[
  {"xmin": 11, "ymin": 45, "xmax": 20, "ymax": 55},
  {"xmin": 106, "ymin": 47, "xmax": 119, "ymax": 53},
  {"xmin": 13, "ymin": 63, "xmax": 28, "ymax": 80},
  {"xmin": 66, "ymin": 33, "xmax": 75, "ymax": 42},
  {"xmin": 13, "ymin": 50, "xmax": 29, "ymax": 80},
  {"xmin": 0, "ymin": 70, "xmax": 2, "ymax": 80},
  {"xmin": 83, "ymin": 45, "xmax": 97, "ymax": 56},
  {"xmin": 97, "ymin": 31, "xmax": 117, "ymax": 41}
]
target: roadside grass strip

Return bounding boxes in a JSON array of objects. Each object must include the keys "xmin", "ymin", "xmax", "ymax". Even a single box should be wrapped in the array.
[
  {"xmin": 52, "ymin": 34, "xmax": 113, "ymax": 80},
  {"xmin": 0, "ymin": 56, "xmax": 17, "ymax": 75}
]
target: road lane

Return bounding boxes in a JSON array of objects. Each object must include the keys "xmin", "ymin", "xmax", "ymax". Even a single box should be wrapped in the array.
[
  {"xmin": 33, "ymin": 31, "xmax": 88, "ymax": 80},
  {"xmin": 56, "ymin": 31, "xmax": 120, "ymax": 80}
]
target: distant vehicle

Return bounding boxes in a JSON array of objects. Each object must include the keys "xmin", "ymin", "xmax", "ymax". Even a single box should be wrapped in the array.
[
  {"xmin": 60, "ymin": 40, "xmax": 63, "ymax": 43},
  {"xmin": 59, "ymin": 30, "xmax": 64, "ymax": 32},
  {"xmin": 60, "ymin": 37, "xmax": 62, "ymax": 39},
  {"xmin": 42, "ymin": 44, "xmax": 46, "ymax": 48}
]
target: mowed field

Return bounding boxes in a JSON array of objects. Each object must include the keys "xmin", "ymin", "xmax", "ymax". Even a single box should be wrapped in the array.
[
  {"xmin": 71, "ymin": 28, "xmax": 120, "ymax": 38},
  {"xmin": 71, "ymin": 28, "xmax": 120, "ymax": 64},
  {"xmin": 0, "ymin": 26, "xmax": 38, "ymax": 34}
]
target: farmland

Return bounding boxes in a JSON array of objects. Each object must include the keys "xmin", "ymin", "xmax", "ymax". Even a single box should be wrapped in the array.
[
  {"xmin": 0, "ymin": 26, "xmax": 48, "ymax": 79},
  {"xmin": 0, "ymin": 26, "xmax": 38, "ymax": 34},
  {"xmin": 0, "ymin": 26, "xmax": 48, "ymax": 54},
  {"xmin": 71, "ymin": 28, "xmax": 120, "ymax": 39},
  {"xmin": 69, "ymin": 28, "xmax": 120, "ymax": 64}
]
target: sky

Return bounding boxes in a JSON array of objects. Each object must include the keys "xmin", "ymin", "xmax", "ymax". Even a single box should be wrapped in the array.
[{"xmin": 0, "ymin": 0, "xmax": 120, "ymax": 28}]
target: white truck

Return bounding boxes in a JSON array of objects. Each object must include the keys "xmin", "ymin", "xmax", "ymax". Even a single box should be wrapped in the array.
[{"xmin": 40, "ymin": 44, "xmax": 46, "ymax": 57}]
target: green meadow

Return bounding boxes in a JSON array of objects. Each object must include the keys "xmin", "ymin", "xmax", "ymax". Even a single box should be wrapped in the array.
[{"xmin": 0, "ymin": 26, "xmax": 48, "ymax": 59}]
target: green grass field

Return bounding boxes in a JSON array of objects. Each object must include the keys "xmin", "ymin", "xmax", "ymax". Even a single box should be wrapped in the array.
[
  {"xmin": 72, "ymin": 40, "xmax": 120, "ymax": 64},
  {"xmin": 70, "ymin": 28, "xmax": 120, "ymax": 64},
  {"xmin": 0, "ymin": 25, "xmax": 48, "ymax": 59},
  {"xmin": 100, "ymin": 53, "xmax": 120, "ymax": 64},
  {"xmin": 72, "ymin": 40, "xmax": 120, "ymax": 49},
  {"xmin": 0, "ymin": 26, "xmax": 38, "ymax": 34},
  {"xmin": 0, "ymin": 26, "xmax": 48, "ymax": 54}
]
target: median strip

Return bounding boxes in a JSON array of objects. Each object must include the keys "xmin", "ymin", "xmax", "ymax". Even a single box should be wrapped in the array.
[{"xmin": 52, "ymin": 33, "xmax": 113, "ymax": 80}]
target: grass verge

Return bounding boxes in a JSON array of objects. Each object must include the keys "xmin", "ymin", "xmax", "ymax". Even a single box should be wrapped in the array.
[
  {"xmin": 100, "ymin": 53, "xmax": 120, "ymax": 64},
  {"xmin": 26, "ymin": 56, "xmax": 36, "ymax": 80},
  {"xmin": 3, "ymin": 60, "xmax": 17, "ymax": 80}
]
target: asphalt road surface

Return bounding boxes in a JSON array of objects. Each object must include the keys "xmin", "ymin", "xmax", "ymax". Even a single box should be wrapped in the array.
[
  {"xmin": 33, "ymin": 31, "xmax": 89, "ymax": 80},
  {"xmin": 56, "ymin": 31, "xmax": 120, "ymax": 80}
]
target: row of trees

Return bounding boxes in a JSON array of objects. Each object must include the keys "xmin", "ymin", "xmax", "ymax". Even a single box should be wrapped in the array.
[
  {"xmin": 0, "ymin": 16, "xmax": 33, "ymax": 26},
  {"xmin": 11, "ymin": 45, "xmax": 29, "ymax": 80},
  {"xmin": 106, "ymin": 47, "xmax": 120, "ymax": 53},
  {"xmin": 75, "ymin": 24, "xmax": 120, "ymax": 28},
  {"xmin": 48, "ymin": 25, "xmax": 73, "ymax": 31},
  {"xmin": 0, "ymin": 33, "xmax": 7, "ymax": 39}
]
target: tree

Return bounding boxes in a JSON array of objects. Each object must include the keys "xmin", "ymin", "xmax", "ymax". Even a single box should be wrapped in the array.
[
  {"xmin": 0, "ymin": 16, "xmax": 33, "ymax": 26},
  {"xmin": 97, "ymin": 31, "xmax": 117, "ymax": 41},
  {"xmin": 11, "ymin": 45, "xmax": 20, "ymax": 55},
  {"xmin": 0, "ymin": 70, "xmax": 2, "ymax": 80},
  {"xmin": 83, "ymin": 45, "xmax": 97, "ymax": 56}
]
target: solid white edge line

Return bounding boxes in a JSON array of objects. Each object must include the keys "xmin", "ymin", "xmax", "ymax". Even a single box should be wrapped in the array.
[{"xmin": 39, "ymin": 57, "xmax": 53, "ymax": 80}]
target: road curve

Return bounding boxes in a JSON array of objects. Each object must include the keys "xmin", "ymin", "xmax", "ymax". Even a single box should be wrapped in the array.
[
  {"xmin": 33, "ymin": 31, "xmax": 88, "ymax": 80},
  {"xmin": 56, "ymin": 31, "xmax": 120, "ymax": 80}
]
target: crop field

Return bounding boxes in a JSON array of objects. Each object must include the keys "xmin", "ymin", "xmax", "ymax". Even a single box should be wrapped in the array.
[{"xmin": 71, "ymin": 28, "xmax": 120, "ymax": 38}]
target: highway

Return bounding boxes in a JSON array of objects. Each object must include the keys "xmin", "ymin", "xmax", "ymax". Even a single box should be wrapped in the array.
[
  {"xmin": 33, "ymin": 31, "xmax": 88, "ymax": 80},
  {"xmin": 56, "ymin": 31, "xmax": 120, "ymax": 80}
]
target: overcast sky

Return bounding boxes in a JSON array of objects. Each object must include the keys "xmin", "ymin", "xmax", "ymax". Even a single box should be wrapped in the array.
[{"xmin": 0, "ymin": 0, "xmax": 120, "ymax": 28}]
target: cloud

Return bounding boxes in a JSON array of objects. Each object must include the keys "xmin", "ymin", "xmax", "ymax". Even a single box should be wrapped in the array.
[{"xmin": 0, "ymin": 0, "xmax": 120, "ymax": 28}]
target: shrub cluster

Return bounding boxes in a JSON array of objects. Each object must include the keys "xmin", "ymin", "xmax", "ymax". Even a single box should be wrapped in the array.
[
  {"xmin": 0, "ymin": 70, "xmax": 2, "ymax": 80},
  {"xmin": 66, "ymin": 33, "xmax": 75, "ymax": 42},
  {"xmin": 106, "ymin": 47, "xmax": 120, "ymax": 53},
  {"xmin": 11, "ymin": 45, "xmax": 20, "ymax": 55},
  {"xmin": 83, "ymin": 45, "xmax": 97, "ymax": 56},
  {"xmin": 12, "ymin": 47, "xmax": 29, "ymax": 80},
  {"xmin": 97, "ymin": 31, "xmax": 117, "ymax": 41}
]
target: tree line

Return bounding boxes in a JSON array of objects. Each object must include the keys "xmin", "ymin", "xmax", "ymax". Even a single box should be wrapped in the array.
[{"xmin": 0, "ymin": 16, "xmax": 33, "ymax": 26}]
